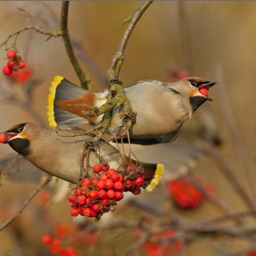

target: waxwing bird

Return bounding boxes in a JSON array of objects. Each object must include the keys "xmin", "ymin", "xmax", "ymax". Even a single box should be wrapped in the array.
[
  {"xmin": 47, "ymin": 76, "xmax": 216, "ymax": 144},
  {"xmin": 0, "ymin": 123, "xmax": 163, "ymax": 189}
]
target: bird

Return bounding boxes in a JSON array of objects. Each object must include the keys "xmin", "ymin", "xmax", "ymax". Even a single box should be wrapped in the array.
[
  {"xmin": 47, "ymin": 76, "xmax": 216, "ymax": 144},
  {"xmin": 0, "ymin": 122, "xmax": 163, "ymax": 190}
]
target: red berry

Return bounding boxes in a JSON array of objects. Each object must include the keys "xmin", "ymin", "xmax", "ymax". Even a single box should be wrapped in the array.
[
  {"xmin": 83, "ymin": 208, "xmax": 92, "ymax": 217},
  {"xmin": 77, "ymin": 195, "xmax": 86, "ymax": 205},
  {"xmin": 70, "ymin": 207, "xmax": 79, "ymax": 217},
  {"xmin": 41, "ymin": 234, "xmax": 52, "ymax": 244},
  {"xmin": 91, "ymin": 177, "xmax": 99, "ymax": 186},
  {"xmin": 86, "ymin": 198, "xmax": 94, "ymax": 207},
  {"xmin": 80, "ymin": 178, "xmax": 91, "ymax": 187},
  {"xmin": 101, "ymin": 199, "xmax": 109, "ymax": 206},
  {"xmin": 7, "ymin": 60, "xmax": 15, "ymax": 68},
  {"xmin": 68, "ymin": 194, "xmax": 76, "ymax": 203},
  {"xmin": 90, "ymin": 210, "xmax": 97, "ymax": 217},
  {"xmin": 117, "ymin": 174, "xmax": 124, "ymax": 182},
  {"xmin": 132, "ymin": 187, "xmax": 141, "ymax": 195},
  {"xmin": 107, "ymin": 189, "xmax": 116, "ymax": 199},
  {"xmin": 75, "ymin": 187, "xmax": 81, "ymax": 196},
  {"xmin": 134, "ymin": 176, "xmax": 144, "ymax": 187},
  {"xmin": 115, "ymin": 191, "xmax": 123, "ymax": 201},
  {"xmin": 71, "ymin": 203, "xmax": 78, "ymax": 208},
  {"xmin": 98, "ymin": 189, "xmax": 107, "ymax": 199},
  {"xmin": 127, "ymin": 164, "xmax": 136, "ymax": 172},
  {"xmin": 107, "ymin": 169, "xmax": 117, "ymax": 176},
  {"xmin": 113, "ymin": 181, "xmax": 124, "ymax": 191},
  {"xmin": 93, "ymin": 164, "xmax": 102, "ymax": 173},
  {"xmin": 101, "ymin": 163, "xmax": 110, "ymax": 172},
  {"xmin": 96, "ymin": 180, "xmax": 105, "ymax": 190},
  {"xmin": 92, "ymin": 203, "xmax": 102, "ymax": 213},
  {"xmin": 124, "ymin": 179, "xmax": 133, "ymax": 189},
  {"xmin": 110, "ymin": 173, "xmax": 119, "ymax": 182},
  {"xmin": 87, "ymin": 190, "xmax": 99, "ymax": 200},
  {"xmin": 2, "ymin": 66, "xmax": 12, "ymax": 75},
  {"xmin": 100, "ymin": 173, "xmax": 108, "ymax": 180},
  {"xmin": 105, "ymin": 179, "xmax": 114, "ymax": 189},
  {"xmin": 18, "ymin": 60, "xmax": 26, "ymax": 69},
  {"xmin": 7, "ymin": 50, "xmax": 16, "ymax": 58}
]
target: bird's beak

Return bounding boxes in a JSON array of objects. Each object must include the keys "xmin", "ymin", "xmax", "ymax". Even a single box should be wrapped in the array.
[
  {"xmin": 204, "ymin": 81, "xmax": 216, "ymax": 87},
  {"xmin": 198, "ymin": 81, "xmax": 216, "ymax": 100},
  {"xmin": 0, "ymin": 132, "xmax": 17, "ymax": 143}
]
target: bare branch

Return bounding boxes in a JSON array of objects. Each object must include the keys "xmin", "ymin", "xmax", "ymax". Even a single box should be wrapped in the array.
[
  {"xmin": 0, "ymin": 25, "xmax": 62, "ymax": 51},
  {"xmin": 0, "ymin": 176, "xmax": 51, "ymax": 231},
  {"xmin": 60, "ymin": 1, "xmax": 91, "ymax": 90}
]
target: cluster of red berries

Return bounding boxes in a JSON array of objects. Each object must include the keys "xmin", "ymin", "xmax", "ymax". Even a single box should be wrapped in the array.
[
  {"xmin": 68, "ymin": 163, "xmax": 145, "ymax": 219},
  {"xmin": 42, "ymin": 234, "xmax": 78, "ymax": 256},
  {"xmin": 168, "ymin": 176, "xmax": 213, "ymax": 209},
  {"xmin": 2, "ymin": 49, "xmax": 26, "ymax": 75}
]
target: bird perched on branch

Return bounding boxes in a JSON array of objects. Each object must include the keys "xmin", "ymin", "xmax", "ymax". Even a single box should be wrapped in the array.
[
  {"xmin": 47, "ymin": 76, "xmax": 215, "ymax": 144},
  {"xmin": 0, "ymin": 122, "xmax": 163, "ymax": 190}
]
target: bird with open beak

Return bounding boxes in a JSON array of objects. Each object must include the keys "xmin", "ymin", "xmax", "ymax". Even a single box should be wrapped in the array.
[{"xmin": 47, "ymin": 76, "xmax": 215, "ymax": 144}]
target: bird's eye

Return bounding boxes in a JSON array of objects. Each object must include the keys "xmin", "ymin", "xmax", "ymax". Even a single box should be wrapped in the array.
[{"xmin": 189, "ymin": 80, "xmax": 198, "ymax": 86}]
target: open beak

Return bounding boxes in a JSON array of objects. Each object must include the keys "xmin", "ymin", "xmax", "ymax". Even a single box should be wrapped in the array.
[{"xmin": 198, "ymin": 81, "xmax": 216, "ymax": 100}]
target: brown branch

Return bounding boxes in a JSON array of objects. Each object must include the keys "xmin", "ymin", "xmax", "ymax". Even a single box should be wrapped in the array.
[
  {"xmin": 60, "ymin": 1, "xmax": 91, "ymax": 90},
  {"xmin": 0, "ymin": 176, "xmax": 51, "ymax": 231},
  {"xmin": 108, "ymin": 1, "xmax": 153, "ymax": 82}
]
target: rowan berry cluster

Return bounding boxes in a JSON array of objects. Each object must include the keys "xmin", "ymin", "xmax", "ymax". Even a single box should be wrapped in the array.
[
  {"xmin": 68, "ymin": 163, "xmax": 145, "ymax": 219},
  {"xmin": 168, "ymin": 176, "xmax": 213, "ymax": 209},
  {"xmin": 42, "ymin": 234, "xmax": 78, "ymax": 256},
  {"xmin": 2, "ymin": 49, "xmax": 26, "ymax": 75}
]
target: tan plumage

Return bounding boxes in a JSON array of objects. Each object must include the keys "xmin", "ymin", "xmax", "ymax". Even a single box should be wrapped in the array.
[
  {"xmin": 48, "ymin": 76, "xmax": 215, "ymax": 144},
  {"xmin": 0, "ymin": 123, "xmax": 163, "ymax": 190}
]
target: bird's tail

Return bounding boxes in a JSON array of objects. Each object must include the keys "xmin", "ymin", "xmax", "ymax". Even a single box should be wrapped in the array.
[
  {"xmin": 47, "ymin": 76, "xmax": 106, "ymax": 127},
  {"xmin": 142, "ymin": 163, "xmax": 164, "ymax": 192}
]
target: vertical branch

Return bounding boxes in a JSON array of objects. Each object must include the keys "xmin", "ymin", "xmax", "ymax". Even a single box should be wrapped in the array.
[
  {"xmin": 60, "ymin": 1, "xmax": 91, "ymax": 90},
  {"xmin": 108, "ymin": 1, "xmax": 153, "ymax": 82}
]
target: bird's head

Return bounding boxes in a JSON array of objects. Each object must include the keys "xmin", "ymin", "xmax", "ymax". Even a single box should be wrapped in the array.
[
  {"xmin": 0, "ymin": 123, "xmax": 31, "ymax": 156},
  {"xmin": 176, "ymin": 77, "xmax": 216, "ymax": 112}
]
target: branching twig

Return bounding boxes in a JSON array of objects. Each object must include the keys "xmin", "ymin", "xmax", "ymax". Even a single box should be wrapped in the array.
[
  {"xmin": 0, "ymin": 176, "xmax": 51, "ymax": 231},
  {"xmin": 0, "ymin": 25, "xmax": 62, "ymax": 51}
]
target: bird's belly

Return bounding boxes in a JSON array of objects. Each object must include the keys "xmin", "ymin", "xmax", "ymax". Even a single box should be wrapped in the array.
[{"xmin": 131, "ymin": 111, "xmax": 189, "ymax": 137}]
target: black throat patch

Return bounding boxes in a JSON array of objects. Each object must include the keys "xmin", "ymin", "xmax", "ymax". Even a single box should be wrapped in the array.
[
  {"xmin": 190, "ymin": 96, "xmax": 207, "ymax": 112},
  {"xmin": 9, "ymin": 138, "xmax": 31, "ymax": 156}
]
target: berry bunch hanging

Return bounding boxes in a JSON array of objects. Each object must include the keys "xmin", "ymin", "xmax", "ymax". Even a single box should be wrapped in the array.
[
  {"xmin": 68, "ymin": 163, "xmax": 146, "ymax": 220},
  {"xmin": 2, "ymin": 49, "xmax": 26, "ymax": 75}
]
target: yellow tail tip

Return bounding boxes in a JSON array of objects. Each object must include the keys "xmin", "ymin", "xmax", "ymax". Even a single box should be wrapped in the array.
[
  {"xmin": 145, "ymin": 164, "xmax": 164, "ymax": 192},
  {"xmin": 47, "ymin": 76, "xmax": 64, "ymax": 127}
]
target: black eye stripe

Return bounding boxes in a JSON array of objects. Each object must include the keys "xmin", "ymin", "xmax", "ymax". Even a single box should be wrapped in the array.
[
  {"xmin": 188, "ymin": 80, "xmax": 206, "ymax": 87},
  {"xmin": 6, "ymin": 123, "xmax": 26, "ymax": 133},
  {"xmin": 188, "ymin": 80, "xmax": 198, "ymax": 86}
]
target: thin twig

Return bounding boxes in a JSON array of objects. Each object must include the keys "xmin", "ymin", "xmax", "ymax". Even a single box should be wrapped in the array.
[
  {"xmin": 0, "ymin": 176, "xmax": 51, "ymax": 231},
  {"xmin": 60, "ymin": 1, "xmax": 91, "ymax": 90},
  {"xmin": 108, "ymin": 1, "xmax": 153, "ymax": 81},
  {"xmin": 0, "ymin": 25, "xmax": 62, "ymax": 50}
]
